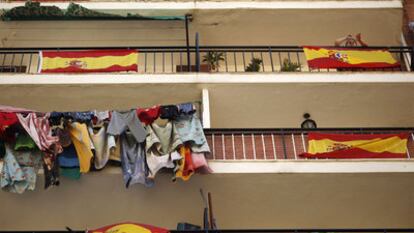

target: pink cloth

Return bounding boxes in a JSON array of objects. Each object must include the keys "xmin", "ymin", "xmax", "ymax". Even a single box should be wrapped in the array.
[
  {"xmin": 0, "ymin": 105, "xmax": 35, "ymax": 113},
  {"xmin": 17, "ymin": 113, "xmax": 62, "ymax": 170},
  {"xmin": 191, "ymin": 152, "xmax": 212, "ymax": 174}
]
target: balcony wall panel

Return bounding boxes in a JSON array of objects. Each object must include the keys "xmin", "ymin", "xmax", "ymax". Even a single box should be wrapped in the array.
[
  {"xmin": 0, "ymin": 173, "xmax": 413, "ymax": 230},
  {"xmin": 0, "ymin": 8, "xmax": 403, "ymax": 47}
]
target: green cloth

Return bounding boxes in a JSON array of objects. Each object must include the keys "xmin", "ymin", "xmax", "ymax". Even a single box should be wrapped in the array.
[
  {"xmin": 14, "ymin": 133, "xmax": 36, "ymax": 151},
  {"xmin": 60, "ymin": 167, "xmax": 81, "ymax": 180}
]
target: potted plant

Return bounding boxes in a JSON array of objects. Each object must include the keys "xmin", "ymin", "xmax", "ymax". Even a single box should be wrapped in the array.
[
  {"xmin": 202, "ymin": 51, "xmax": 225, "ymax": 72},
  {"xmin": 245, "ymin": 58, "xmax": 263, "ymax": 72},
  {"xmin": 280, "ymin": 58, "xmax": 300, "ymax": 72}
]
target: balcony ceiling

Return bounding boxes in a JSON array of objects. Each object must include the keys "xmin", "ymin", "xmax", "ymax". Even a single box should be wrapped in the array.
[{"xmin": 0, "ymin": 73, "xmax": 413, "ymax": 128}]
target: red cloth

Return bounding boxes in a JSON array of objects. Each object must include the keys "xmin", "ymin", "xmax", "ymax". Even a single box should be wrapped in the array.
[
  {"xmin": 0, "ymin": 112, "xmax": 18, "ymax": 127},
  {"xmin": 137, "ymin": 105, "xmax": 161, "ymax": 125}
]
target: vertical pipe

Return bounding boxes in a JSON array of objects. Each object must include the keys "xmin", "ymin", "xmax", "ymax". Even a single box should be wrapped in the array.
[
  {"xmin": 281, "ymin": 130, "xmax": 288, "ymax": 159},
  {"xmin": 410, "ymin": 46, "xmax": 414, "ymax": 72},
  {"xmin": 269, "ymin": 47, "xmax": 274, "ymax": 72},
  {"xmin": 185, "ymin": 14, "xmax": 191, "ymax": 72},
  {"xmin": 195, "ymin": 32, "xmax": 200, "ymax": 72},
  {"xmin": 232, "ymin": 133, "xmax": 236, "ymax": 160}
]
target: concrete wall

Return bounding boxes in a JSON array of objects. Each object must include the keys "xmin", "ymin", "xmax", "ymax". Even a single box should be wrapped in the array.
[
  {"xmin": 0, "ymin": 172, "xmax": 413, "ymax": 230},
  {"xmin": 0, "ymin": 79, "xmax": 414, "ymax": 128},
  {"xmin": 0, "ymin": 8, "xmax": 403, "ymax": 47}
]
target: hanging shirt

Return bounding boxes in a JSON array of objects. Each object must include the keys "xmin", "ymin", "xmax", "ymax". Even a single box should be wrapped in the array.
[
  {"xmin": 17, "ymin": 113, "xmax": 62, "ymax": 158},
  {"xmin": 159, "ymin": 105, "xmax": 179, "ymax": 120},
  {"xmin": 177, "ymin": 103, "xmax": 196, "ymax": 115},
  {"xmin": 107, "ymin": 110, "xmax": 151, "ymax": 187},
  {"xmin": 119, "ymin": 132, "xmax": 153, "ymax": 187},
  {"xmin": 173, "ymin": 115, "xmax": 210, "ymax": 153},
  {"xmin": 58, "ymin": 143, "xmax": 81, "ymax": 180},
  {"xmin": 1, "ymin": 146, "xmax": 41, "ymax": 194},
  {"xmin": 88, "ymin": 125, "xmax": 116, "ymax": 170},
  {"xmin": 107, "ymin": 111, "xmax": 147, "ymax": 143},
  {"xmin": 146, "ymin": 122, "xmax": 182, "ymax": 178},
  {"xmin": 137, "ymin": 105, "xmax": 161, "ymax": 125},
  {"xmin": 17, "ymin": 113, "xmax": 62, "ymax": 188},
  {"xmin": 68, "ymin": 122, "xmax": 93, "ymax": 173}
]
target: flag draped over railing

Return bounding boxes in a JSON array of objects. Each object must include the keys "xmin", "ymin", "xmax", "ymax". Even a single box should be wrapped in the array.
[
  {"xmin": 39, "ymin": 49, "xmax": 138, "ymax": 73},
  {"xmin": 300, "ymin": 133, "xmax": 409, "ymax": 159},
  {"xmin": 302, "ymin": 46, "xmax": 400, "ymax": 69}
]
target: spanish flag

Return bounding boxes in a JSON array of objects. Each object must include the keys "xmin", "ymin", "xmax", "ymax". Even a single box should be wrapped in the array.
[
  {"xmin": 88, "ymin": 222, "xmax": 169, "ymax": 233},
  {"xmin": 39, "ymin": 49, "xmax": 138, "ymax": 73},
  {"xmin": 303, "ymin": 46, "xmax": 400, "ymax": 69},
  {"xmin": 300, "ymin": 133, "xmax": 409, "ymax": 159}
]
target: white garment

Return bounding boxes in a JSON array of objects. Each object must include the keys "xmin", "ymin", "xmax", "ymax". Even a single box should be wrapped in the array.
[
  {"xmin": 88, "ymin": 126, "xmax": 116, "ymax": 169},
  {"xmin": 146, "ymin": 151, "xmax": 181, "ymax": 178}
]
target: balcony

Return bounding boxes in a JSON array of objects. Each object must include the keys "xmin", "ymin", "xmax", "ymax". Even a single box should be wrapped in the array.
[
  {"xmin": 205, "ymin": 128, "xmax": 414, "ymax": 160},
  {"xmin": 0, "ymin": 46, "xmax": 413, "ymax": 74}
]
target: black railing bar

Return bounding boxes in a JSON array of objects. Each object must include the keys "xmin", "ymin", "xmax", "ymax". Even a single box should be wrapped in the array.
[
  {"xmin": 204, "ymin": 127, "xmax": 414, "ymax": 134},
  {"xmin": 0, "ymin": 49, "xmax": 410, "ymax": 56},
  {"xmin": 0, "ymin": 46, "xmax": 411, "ymax": 51}
]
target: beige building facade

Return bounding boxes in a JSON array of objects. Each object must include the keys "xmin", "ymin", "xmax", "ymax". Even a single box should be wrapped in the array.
[{"xmin": 0, "ymin": 0, "xmax": 413, "ymax": 231}]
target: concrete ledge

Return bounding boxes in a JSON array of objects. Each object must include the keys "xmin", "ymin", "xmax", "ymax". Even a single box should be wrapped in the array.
[
  {"xmin": 0, "ymin": 72, "xmax": 413, "ymax": 85},
  {"xmin": 208, "ymin": 160, "xmax": 414, "ymax": 173},
  {"xmin": 0, "ymin": 1, "xmax": 403, "ymax": 11}
]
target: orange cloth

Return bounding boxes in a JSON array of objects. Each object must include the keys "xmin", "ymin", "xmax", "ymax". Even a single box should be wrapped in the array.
[{"xmin": 175, "ymin": 145, "xmax": 195, "ymax": 181}]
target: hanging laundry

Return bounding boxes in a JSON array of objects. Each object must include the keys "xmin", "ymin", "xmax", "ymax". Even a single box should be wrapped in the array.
[
  {"xmin": 17, "ymin": 113, "xmax": 62, "ymax": 188},
  {"xmin": 146, "ymin": 122, "xmax": 182, "ymax": 178},
  {"xmin": 174, "ymin": 145, "xmax": 195, "ymax": 181},
  {"xmin": 177, "ymin": 102, "xmax": 196, "ymax": 115},
  {"xmin": 1, "ymin": 146, "xmax": 42, "ymax": 194},
  {"xmin": 107, "ymin": 110, "xmax": 152, "ymax": 187},
  {"xmin": 68, "ymin": 122, "xmax": 93, "ymax": 173},
  {"xmin": 14, "ymin": 133, "xmax": 37, "ymax": 151},
  {"xmin": 159, "ymin": 105, "xmax": 179, "ymax": 120},
  {"xmin": 58, "ymin": 144, "xmax": 81, "ymax": 180},
  {"xmin": 0, "ymin": 112, "xmax": 18, "ymax": 133},
  {"xmin": 173, "ymin": 115, "xmax": 210, "ymax": 153},
  {"xmin": 55, "ymin": 127, "xmax": 72, "ymax": 148},
  {"xmin": 88, "ymin": 125, "xmax": 116, "ymax": 170},
  {"xmin": 107, "ymin": 111, "xmax": 147, "ymax": 143},
  {"xmin": 93, "ymin": 110, "xmax": 111, "ymax": 125},
  {"xmin": 137, "ymin": 105, "xmax": 160, "ymax": 125},
  {"xmin": 49, "ymin": 111, "xmax": 94, "ymax": 126},
  {"xmin": 191, "ymin": 152, "xmax": 213, "ymax": 174}
]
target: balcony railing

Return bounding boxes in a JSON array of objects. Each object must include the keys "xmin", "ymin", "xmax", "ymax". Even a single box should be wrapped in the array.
[
  {"xmin": 0, "ymin": 46, "xmax": 413, "ymax": 74},
  {"xmin": 204, "ymin": 128, "xmax": 414, "ymax": 161}
]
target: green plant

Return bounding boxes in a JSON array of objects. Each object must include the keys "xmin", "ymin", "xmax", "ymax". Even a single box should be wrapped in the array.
[
  {"xmin": 281, "ymin": 58, "xmax": 300, "ymax": 72},
  {"xmin": 202, "ymin": 51, "xmax": 225, "ymax": 71},
  {"xmin": 245, "ymin": 58, "xmax": 263, "ymax": 72}
]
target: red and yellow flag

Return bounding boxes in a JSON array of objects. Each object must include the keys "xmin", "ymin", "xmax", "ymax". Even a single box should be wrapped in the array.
[
  {"xmin": 88, "ymin": 222, "xmax": 169, "ymax": 233},
  {"xmin": 302, "ymin": 46, "xmax": 400, "ymax": 69},
  {"xmin": 300, "ymin": 133, "xmax": 409, "ymax": 159},
  {"xmin": 39, "ymin": 49, "xmax": 138, "ymax": 73}
]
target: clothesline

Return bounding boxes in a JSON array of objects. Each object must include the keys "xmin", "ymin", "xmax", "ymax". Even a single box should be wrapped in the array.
[
  {"xmin": 0, "ymin": 101, "xmax": 212, "ymax": 194},
  {"xmin": 0, "ymin": 101, "xmax": 203, "ymax": 114}
]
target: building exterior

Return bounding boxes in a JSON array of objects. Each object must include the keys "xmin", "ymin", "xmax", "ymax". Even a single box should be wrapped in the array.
[{"xmin": 0, "ymin": 0, "xmax": 413, "ymax": 231}]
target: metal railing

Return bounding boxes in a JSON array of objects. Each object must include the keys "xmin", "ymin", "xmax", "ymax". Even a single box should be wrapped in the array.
[
  {"xmin": 204, "ymin": 128, "xmax": 414, "ymax": 161},
  {"xmin": 0, "ymin": 46, "xmax": 412, "ymax": 74}
]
